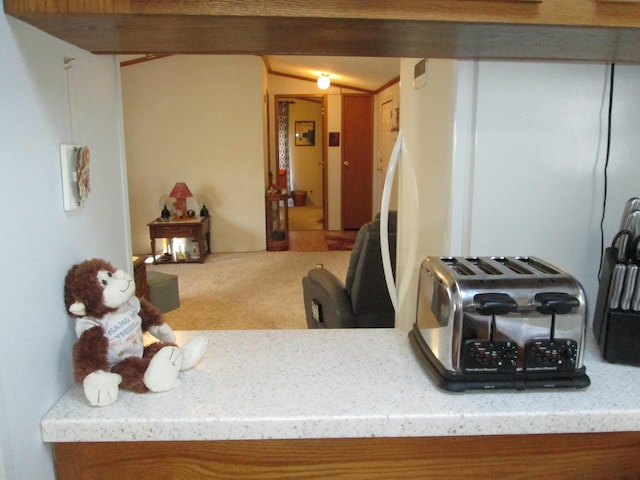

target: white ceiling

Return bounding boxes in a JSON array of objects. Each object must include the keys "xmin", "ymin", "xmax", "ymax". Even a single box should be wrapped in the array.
[
  {"xmin": 266, "ymin": 55, "xmax": 400, "ymax": 92},
  {"xmin": 120, "ymin": 55, "xmax": 400, "ymax": 92}
]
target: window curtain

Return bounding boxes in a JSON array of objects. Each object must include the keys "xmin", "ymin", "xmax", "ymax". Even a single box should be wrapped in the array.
[{"xmin": 278, "ymin": 100, "xmax": 290, "ymax": 190}]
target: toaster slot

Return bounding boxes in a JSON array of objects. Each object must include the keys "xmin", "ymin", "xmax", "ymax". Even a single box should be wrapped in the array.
[
  {"xmin": 525, "ymin": 292, "xmax": 580, "ymax": 372},
  {"xmin": 466, "ymin": 257, "xmax": 502, "ymax": 275},
  {"xmin": 462, "ymin": 293, "xmax": 519, "ymax": 374},
  {"xmin": 440, "ymin": 257, "xmax": 475, "ymax": 276},
  {"xmin": 492, "ymin": 257, "xmax": 533, "ymax": 275},
  {"xmin": 515, "ymin": 257, "xmax": 560, "ymax": 275}
]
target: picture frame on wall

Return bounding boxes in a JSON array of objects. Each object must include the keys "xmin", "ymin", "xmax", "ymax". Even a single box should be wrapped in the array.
[{"xmin": 295, "ymin": 121, "xmax": 315, "ymax": 146}]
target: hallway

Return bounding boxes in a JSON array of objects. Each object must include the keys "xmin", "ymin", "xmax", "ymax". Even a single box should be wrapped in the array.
[
  {"xmin": 289, "ymin": 206, "xmax": 323, "ymax": 231},
  {"xmin": 288, "ymin": 205, "xmax": 356, "ymax": 252}
]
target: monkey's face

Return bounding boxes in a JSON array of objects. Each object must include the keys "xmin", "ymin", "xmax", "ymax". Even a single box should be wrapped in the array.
[{"xmin": 97, "ymin": 268, "xmax": 136, "ymax": 310}]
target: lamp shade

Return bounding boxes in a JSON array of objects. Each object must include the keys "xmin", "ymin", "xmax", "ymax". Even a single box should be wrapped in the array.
[{"xmin": 169, "ymin": 182, "xmax": 193, "ymax": 199}]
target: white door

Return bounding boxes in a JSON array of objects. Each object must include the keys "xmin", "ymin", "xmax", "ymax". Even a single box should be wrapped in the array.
[{"xmin": 378, "ymin": 99, "xmax": 398, "ymax": 211}]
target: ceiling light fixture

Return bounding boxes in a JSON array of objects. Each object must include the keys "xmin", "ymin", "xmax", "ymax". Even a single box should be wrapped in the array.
[{"xmin": 317, "ymin": 73, "xmax": 331, "ymax": 90}]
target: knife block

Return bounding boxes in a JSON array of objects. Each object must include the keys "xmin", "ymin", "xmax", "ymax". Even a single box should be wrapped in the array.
[{"xmin": 593, "ymin": 248, "xmax": 640, "ymax": 366}]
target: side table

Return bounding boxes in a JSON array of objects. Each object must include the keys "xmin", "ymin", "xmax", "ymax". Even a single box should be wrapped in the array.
[{"xmin": 148, "ymin": 216, "xmax": 210, "ymax": 264}]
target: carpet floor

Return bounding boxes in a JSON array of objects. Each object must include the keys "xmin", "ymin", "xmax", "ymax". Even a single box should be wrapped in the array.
[{"xmin": 148, "ymin": 250, "xmax": 351, "ymax": 330}]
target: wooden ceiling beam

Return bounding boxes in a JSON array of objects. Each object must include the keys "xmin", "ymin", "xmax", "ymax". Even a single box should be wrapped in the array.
[
  {"xmin": 5, "ymin": 1, "xmax": 640, "ymax": 62},
  {"xmin": 6, "ymin": 0, "xmax": 640, "ymax": 27}
]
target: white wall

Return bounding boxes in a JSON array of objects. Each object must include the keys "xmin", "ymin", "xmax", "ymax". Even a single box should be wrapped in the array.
[
  {"xmin": 457, "ymin": 61, "xmax": 611, "ymax": 309},
  {"xmin": 396, "ymin": 59, "xmax": 458, "ymax": 329},
  {"xmin": 326, "ymin": 94, "xmax": 343, "ymax": 230},
  {"xmin": 603, "ymin": 65, "xmax": 640, "ymax": 245},
  {"xmin": 122, "ymin": 55, "xmax": 266, "ymax": 254},
  {"xmin": 397, "ymin": 59, "xmax": 640, "ymax": 330},
  {"xmin": 1, "ymin": 8, "xmax": 131, "ymax": 480}
]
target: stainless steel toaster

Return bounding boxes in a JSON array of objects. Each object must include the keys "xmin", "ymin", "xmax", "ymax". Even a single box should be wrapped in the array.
[{"xmin": 409, "ymin": 256, "xmax": 590, "ymax": 391}]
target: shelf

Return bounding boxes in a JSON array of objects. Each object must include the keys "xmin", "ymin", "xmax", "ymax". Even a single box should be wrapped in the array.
[{"xmin": 266, "ymin": 193, "xmax": 289, "ymax": 251}]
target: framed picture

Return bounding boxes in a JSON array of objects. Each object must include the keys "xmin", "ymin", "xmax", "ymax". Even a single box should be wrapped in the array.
[
  {"xmin": 295, "ymin": 121, "xmax": 315, "ymax": 146},
  {"xmin": 329, "ymin": 132, "xmax": 340, "ymax": 147}
]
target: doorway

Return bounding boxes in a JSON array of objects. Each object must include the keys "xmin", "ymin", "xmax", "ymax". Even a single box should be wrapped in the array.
[{"xmin": 275, "ymin": 95, "xmax": 327, "ymax": 231}]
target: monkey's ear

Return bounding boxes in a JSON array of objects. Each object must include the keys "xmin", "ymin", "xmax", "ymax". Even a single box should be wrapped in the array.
[{"xmin": 69, "ymin": 301, "xmax": 87, "ymax": 316}]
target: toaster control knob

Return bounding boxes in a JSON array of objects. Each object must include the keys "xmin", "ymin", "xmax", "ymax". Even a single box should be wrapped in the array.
[
  {"xmin": 525, "ymin": 339, "xmax": 578, "ymax": 372},
  {"xmin": 498, "ymin": 342, "xmax": 518, "ymax": 371},
  {"xmin": 463, "ymin": 340, "xmax": 517, "ymax": 374},
  {"xmin": 558, "ymin": 341, "xmax": 578, "ymax": 366},
  {"xmin": 502, "ymin": 345, "xmax": 517, "ymax": 361}
]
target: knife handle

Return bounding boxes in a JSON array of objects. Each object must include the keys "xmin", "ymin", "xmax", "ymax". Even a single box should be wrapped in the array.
[
  {"xmin": 620, "ymin": 264, "xmax": 638, "ymax": 311},
  {"xmin": 608, "ymin": 263, "xmax": 626, "ymax": 310},
  {"xmin": 613, "ymin": 229, "xmax": 633, "ymax": 262}
]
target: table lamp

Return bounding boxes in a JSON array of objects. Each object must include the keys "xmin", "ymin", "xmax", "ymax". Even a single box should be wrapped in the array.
[{"xmin": 169, "ymin": 182, "xmax": 193, "ymax": 219}]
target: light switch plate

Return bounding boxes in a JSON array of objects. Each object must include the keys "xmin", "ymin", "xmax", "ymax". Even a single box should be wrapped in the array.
[{"xmin": 413, "ymin": 59, "xmax": 427, "ymax": 89}]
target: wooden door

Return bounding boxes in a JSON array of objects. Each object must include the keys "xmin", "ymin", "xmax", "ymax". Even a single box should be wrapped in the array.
[{"xmin": 341, "ymin": 94, "xmax": 373, "ymax": 230}]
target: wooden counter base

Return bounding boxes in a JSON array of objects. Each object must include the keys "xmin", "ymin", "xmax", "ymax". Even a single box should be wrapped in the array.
[{"xmin": 53, "ymin": 431, "xmax": 640, "ymax": 479}]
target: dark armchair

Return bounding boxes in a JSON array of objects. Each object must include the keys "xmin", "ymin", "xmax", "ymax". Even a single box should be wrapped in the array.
[{"xmin": 302, "ymin": 212, "xmax": 397, "ymax": 328}]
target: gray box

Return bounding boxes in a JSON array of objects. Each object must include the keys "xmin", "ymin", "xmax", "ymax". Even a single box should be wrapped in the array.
[{"xmin": 147, "ymin": 271, "xmax": 180, "ymax": 313}]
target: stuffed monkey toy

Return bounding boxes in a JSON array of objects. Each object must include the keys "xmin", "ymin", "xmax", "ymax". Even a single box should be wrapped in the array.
[{"xmin": 64, "ymin": 258, "xmax": 208, "ymax": 407}]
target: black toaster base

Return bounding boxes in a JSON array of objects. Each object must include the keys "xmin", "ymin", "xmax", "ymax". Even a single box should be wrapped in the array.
[{"xmin": 409, "ymin": 327, "xmax": 590, "ymax": 392}]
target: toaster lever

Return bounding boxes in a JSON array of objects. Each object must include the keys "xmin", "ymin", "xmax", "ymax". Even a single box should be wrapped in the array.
[
  {"xmin": 534, "ymin": 292, "xmax": 579, "ymax": 341},
  {"xmin": 534, "ymin": 292, "xmax": 580, "ymax": 315},
  {"xmin": 473, "ymin": 293, "xmax": 518, "ymax": 342},
  {"xmin": 525, "ymin": 292, "xmax": 581, "ymax": 372},
  {"xmin": 474, "ymin": 293, "xmax": 518, "ymax": 316},
  {"xmin": 463, "ymin": 294, "xmax": 518, "ymax": 374},
  {"xmin": 474, "ymin": 293, "xmax": 517, "ymax": 341}
]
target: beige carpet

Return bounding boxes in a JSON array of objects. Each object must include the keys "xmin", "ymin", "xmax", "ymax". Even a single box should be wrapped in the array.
[{"xmin": 148, "ymin": 250, "xmax": 350, "ymax": 330}]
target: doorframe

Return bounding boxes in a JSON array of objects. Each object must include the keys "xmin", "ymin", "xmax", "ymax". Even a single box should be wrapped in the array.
[
  {"xmin": 274, "ymin": 94, "xmax": 328, "ymax": 230},
  {"xmin": 375, "ymin": 95, "xmax": 399, "ymax": 212}
]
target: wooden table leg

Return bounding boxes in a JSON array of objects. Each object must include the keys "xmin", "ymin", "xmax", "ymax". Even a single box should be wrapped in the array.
[{"xmin": 150, "ymin": 238, "xmax": 156, "ymax": 264}]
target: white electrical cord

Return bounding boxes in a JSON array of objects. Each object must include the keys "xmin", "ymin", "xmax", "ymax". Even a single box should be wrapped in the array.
[{"xmin": 380, "ymin": 131, "xmax": 403, "ymax": 311}]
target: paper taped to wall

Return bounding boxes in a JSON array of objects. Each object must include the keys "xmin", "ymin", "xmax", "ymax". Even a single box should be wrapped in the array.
[{"xmin": 60, "ymin": 143, "xmax": 90, "ymax": 211}]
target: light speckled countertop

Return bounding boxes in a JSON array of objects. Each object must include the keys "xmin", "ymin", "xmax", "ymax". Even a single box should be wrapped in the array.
[{"xmin": 41, "ymin": 329, "xmax": 640, "ymax": 442}]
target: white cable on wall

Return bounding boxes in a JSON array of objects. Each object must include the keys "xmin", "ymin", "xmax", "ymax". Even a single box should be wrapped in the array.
[{"xmin": 64, "ymin": 56, "xmax": 80, "ymax": 145}]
